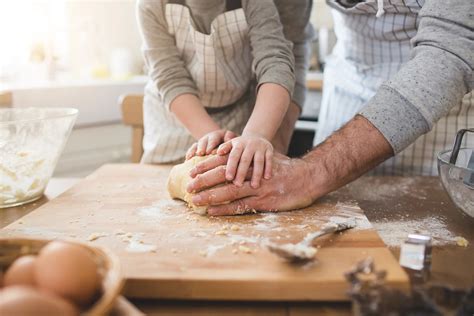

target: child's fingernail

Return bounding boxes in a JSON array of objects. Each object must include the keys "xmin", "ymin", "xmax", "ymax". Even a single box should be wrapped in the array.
[{"xmin": 226, "ymin": 173, "xmax": 233, "ymax": 181}]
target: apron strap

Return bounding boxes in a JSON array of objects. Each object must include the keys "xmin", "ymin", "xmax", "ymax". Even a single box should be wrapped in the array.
[
  {"xmin": 168, "ymin": 0, "xmax": 241, "ymax": 10},
  {"xmin": 226, "ymin": 0, "xmax": 242, "ymax": 11}
]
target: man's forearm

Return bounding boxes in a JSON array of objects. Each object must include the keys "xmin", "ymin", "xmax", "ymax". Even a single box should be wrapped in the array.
[
  {"xmin": 304, "ymin": 115, "xmax": 394, "ymax": 199},
  {"xmin": 170, "ymin": 94, "xmax": 221, "ymax": 139}
]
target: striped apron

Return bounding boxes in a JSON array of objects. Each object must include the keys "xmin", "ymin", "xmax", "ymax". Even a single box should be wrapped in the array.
[
  {"xmin": 315, "ymin": 0, "xmax": 474, "ymax": 176},
  {"xmin": 141, "ymin": 0, "xmax": 254, "ymax": 164}
]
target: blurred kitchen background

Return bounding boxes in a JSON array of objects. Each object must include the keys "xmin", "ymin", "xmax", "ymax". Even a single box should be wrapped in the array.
[{"xmin": 0, "ymin": 0, "xmax": 336, "ymax": 177}]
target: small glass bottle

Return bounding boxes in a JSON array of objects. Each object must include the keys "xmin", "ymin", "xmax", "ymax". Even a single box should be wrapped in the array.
[{"xmin": 399, "ymin": 234, "xmax": 432, "ymax": 283}]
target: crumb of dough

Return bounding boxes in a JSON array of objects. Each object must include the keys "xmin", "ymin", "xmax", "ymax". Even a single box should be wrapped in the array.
[
  {"xmin": 215, "ymin": 230, "xmax": 228, "ymax": 236},
  {"xmin": 455, "ymin": 236, "xmax": 469, "ymax": 247},
  {"xmin": 199, "ymin": 250, "xmax": 207, "ymax": 257},
  {"xmin": 18, "ymin": 221, "xmax": 23, "ymax": 224},
  {"xmin": 230, "ymin": 225, "xmax": 240, "ymax": 231},
  {"xmin": 232, "ymin": 249, "xmax": 238, "ymax": 254},
  {"xmin": 195, "ymin": 232, "xmax": 207, "ymax": 237},
  {"xmin": 125, "ymin": 232, "xmax": 133, "ymax": 238},
  {"xmin": 87, "ymin": 232, "xmax": 108, "ymax": 241},
  {"xmin": 238, "ymin": 245, "xmax": 252, "ymax": 254},
  {"xmin": 222, "ymin": 225, "xmax": 229, "ymax": 230},
  {"xmin": 114, "ymin": 229, "xmax": 126, "ymax": 235}
]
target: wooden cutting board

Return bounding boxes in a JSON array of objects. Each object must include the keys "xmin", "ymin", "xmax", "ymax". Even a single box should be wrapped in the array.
[{"xmin": 1, "ymin": 164, "xmax": 409, "ymax": 301}]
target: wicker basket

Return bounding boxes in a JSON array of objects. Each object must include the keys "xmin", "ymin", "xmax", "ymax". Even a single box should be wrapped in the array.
[{"xmin": 0, "ymin": 238, "xmax": 124, "ymax": 315}]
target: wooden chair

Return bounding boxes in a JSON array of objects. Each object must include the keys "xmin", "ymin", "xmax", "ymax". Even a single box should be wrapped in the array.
[
  {"xmin": 0, "ymin": 91, "xmax": 12, "ymax": 108},
  {"xmin": 119, "ymin": 94, "xmax": 144, "ymax": 163}
]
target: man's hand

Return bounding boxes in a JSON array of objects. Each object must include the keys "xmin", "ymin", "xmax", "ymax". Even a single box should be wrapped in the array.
[
  {"xmin": 186, "ymin": 130, "xmax": 237, "ymax": 160},
  {"xmin": 186, "ymin": 115, "xmax": 393, "ymax": 216},
  {"xmin": 186, "ymin": 153, "xmax": 323, "ymax": 216}
]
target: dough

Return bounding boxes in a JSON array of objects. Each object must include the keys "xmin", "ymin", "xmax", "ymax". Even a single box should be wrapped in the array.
[{"xmin": 167, "ymin": 156, "xmax": 210, "ymax": 215}]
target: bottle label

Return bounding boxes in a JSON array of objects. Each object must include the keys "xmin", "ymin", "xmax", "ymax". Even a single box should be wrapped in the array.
[{"xmin": 399, "ymin": 243, "xmax": 425, "ymax": 270}]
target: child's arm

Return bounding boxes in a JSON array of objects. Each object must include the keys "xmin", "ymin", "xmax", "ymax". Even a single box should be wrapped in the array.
[
  {"xmin": 217, "ymin": 0, "xmax": 296, "ymax": 189},
  {"xmin": 272, "ymin": 0, "xmax": 313, "ymax": 153},
  {"xmin": 137, "ymin": 0, "xmax": 232, "ymax": 158},
  {"xmin": 218, "ymin": 83, "xmax": 290, "ymax": 188},
  {"xmin": 170, "ymin": 94, "xmax": 236, "ymax": 159}
]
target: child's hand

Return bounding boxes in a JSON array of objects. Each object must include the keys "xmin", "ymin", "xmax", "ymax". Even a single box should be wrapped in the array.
[
  {"xmin": 186, "ymin": 129, "xmax": 237, "ymax": 160},
  {"xmin": 217, "ymin": 134, "xmax": 273, "ymax": 188}
]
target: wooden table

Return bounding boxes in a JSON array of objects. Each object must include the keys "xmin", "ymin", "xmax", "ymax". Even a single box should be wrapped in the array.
[{"xmin": 1, "ymin": 174, "xmax": 473, "ymax": 315}]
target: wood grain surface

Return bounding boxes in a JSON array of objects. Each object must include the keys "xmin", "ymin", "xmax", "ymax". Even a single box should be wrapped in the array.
[{"xmin": 1, "ymin": 164, "xmax": 409, "ymax": 301}]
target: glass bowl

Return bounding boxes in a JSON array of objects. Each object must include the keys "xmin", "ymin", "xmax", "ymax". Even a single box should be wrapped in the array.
[
  {"xmin": 0, "ymin": 108, "xmax": 77, "ymax": 208},
  {"xmin": 437, "ymin": 148, "xmax": 474, "ymax": 218}
]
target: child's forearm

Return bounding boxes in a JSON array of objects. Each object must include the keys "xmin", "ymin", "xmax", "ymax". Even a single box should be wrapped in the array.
[
  {"xmin": 170, "ymin": 94, "xmax": 221, "ymax": 139},
  {"xmin": 243, "ymin": 83, "xmax": 291, "ymax": 140}
]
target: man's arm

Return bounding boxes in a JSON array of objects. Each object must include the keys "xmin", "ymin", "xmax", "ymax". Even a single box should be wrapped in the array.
[
  {"xmin": 359, "ymin": 0, "xmax": 473, "ymax": 154},
  {"xmin": 301, "ymin": 115, "xmax": 393, "ymax": 197},
  {"xmin": 187, "ymin": 115, "xmax": 393, "ymax": 215}
]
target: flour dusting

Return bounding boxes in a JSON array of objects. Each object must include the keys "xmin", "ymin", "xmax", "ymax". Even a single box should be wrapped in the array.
[
  {"xmin": 137, "ymin": 199, "xmax": 187, "ymax": 220},
  {"xmin": 372, "ymin": 216, "xmax": 457, "ymax": 247},
  {"xmin": 333, "ymin": 202, "xmax": 372, "ymax": 230}
]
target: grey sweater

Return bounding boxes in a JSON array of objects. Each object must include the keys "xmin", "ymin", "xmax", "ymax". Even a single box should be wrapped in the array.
[
  {"xmin": 359, "ymin": 0, "xmax": 474, "ymax": 154},
  {"xmin": 136, "ymin": 0, "xmax": 314, "ymax": 109}
]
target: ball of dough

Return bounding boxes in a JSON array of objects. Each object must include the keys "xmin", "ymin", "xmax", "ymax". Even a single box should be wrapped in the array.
[{"xmin": 167, "ymin": 156, "xmax": 210, "ymax": 215}]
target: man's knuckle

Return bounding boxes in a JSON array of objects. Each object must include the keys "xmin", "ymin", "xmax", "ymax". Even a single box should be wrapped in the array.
[
  {"xmin": 224, "ymin": 186, "xmax": 239, "ymax": 200},
  {"xmin": 240, "ymin": 156, "xmax": 252, "ymax": 164},
  {"xmin": 218, "ymin": 165, "xmax": 227, "ymax": 175}
]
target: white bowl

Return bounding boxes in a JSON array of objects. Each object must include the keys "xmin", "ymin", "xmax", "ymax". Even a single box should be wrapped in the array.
[{"xmin": 0, "ymin": 108, "xmax": 78, "ymax": 208}]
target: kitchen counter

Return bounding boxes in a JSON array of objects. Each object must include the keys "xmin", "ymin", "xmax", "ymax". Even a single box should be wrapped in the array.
[{"xmin": 1, "ymin": 174, "xmax": 472, "ymax": 315}]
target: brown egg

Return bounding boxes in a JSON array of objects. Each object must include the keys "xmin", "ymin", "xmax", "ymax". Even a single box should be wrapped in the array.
[
  {"xmin": 4, "ymin": 255, "xmax": 37, "ymax": 287},
  {"xmin": 0, "ymin": 286, "xmax": 78, "ymax": 316},
  {"xmin": 35, "ymin": 241, "xmax": 100, "ymax": 306}
]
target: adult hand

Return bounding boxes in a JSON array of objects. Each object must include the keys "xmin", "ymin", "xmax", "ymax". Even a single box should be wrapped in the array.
[
  {"xmin": 186, "ymin": 153, "xmax": 323, "ymax": 216},
  {"xmin": 186, "ymin": 129, "xmax": 237, "ymax": 160}
]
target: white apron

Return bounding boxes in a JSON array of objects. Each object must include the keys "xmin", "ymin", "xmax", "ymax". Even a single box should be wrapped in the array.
[
  {"xmin": 316, "ymin": 0, "xmax": 474, "ymax": 176},
  {"xmin": 141, "ymin": 0, "xmax": 254, "ymax": 164}
]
